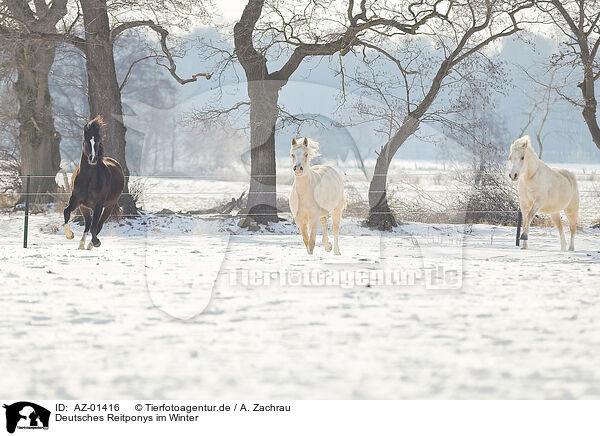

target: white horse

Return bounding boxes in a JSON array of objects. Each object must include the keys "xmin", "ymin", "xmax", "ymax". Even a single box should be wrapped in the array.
[
  {"xmin": 509, "ymin": 135, "xmax": 579, "ymax": 250},
  {"xmin": 289, "ymin": 137, "xmax": 346, "ymax": 255}
]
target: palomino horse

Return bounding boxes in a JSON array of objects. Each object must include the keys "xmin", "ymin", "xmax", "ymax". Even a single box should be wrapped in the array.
[
  {"xmin": 509, "ymin": 135, "xmax": 579, "ymax": 251},
  {"xmin": 64, "ymin": 116, "xmax": 125, "ymax": 249},
  {"xmin": 289, "ymin": 137, "xmax": 346, "ymax": 255}
]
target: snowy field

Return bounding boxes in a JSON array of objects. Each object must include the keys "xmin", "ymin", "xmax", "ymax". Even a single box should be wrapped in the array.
[
  {"xmin": 1, "ymin": 214, "xmax": 599, "ymax": 398},
  {"xmin": 0, "ymin": 165, "xmax": 599, "ymax": 399}
]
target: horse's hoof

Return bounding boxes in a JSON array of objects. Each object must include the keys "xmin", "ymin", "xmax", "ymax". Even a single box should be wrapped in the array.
[
  {"xmin": 324, "ymin": 243, "xmax": 332, "ymax": 252},
  {"xmin": 520, "ymin": 234, "xmax": 528, "ymax": 240},
  {"xmin": 78, "ymin": 243, "xmax": 85, "ymax": 250},
  {"xmin": 66, "ymin": 231, "xmax": 74, "ymax": 240},
  {"xmin": 568, "ymin": 247, "xmax": 575, "ymax": 251},
  {"xmin": 92, "ymin": 239, "xmax": 101, "ymax": 248},
  {"xmin": 87, "ymin": 243, "xmax": 93, "ymax": 250},
  {"xmin": 334, "ymin": 250, "xmax": 341, "ymax": 255}
]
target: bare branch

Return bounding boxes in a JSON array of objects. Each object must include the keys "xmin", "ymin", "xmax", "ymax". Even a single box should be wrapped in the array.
[
  {"xmin": 110, "ymin": 20, "xmax": 212, "ymax": 85},
  {"xmin": 357, "ymin": 39, "xmax": 419, "ymax": 75},
  {"xmin": 191, "ymin": 101, "xmax": 251, "ymax": 124},
  {"xmin": 119, "ymin": 55, "xmax": 158, "ymax": 91}
]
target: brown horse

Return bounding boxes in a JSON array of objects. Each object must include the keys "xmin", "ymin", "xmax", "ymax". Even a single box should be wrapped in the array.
[{"xmin": 63, "ymin": 116, "xmax": 125, "ymax": 249}]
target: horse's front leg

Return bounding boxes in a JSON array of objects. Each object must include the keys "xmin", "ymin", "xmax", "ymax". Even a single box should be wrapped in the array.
[
  {"xmin": 296, "ymin": 219, "xmax": 309, "ymax": 252},
  {"xmin": 89, "ymin": 202, "xmax": 104, "ymax": 249},
  {"xmin": 63, "ymin": 195, "xmax": 79, "ymax": 240},
  {"xmin": 79, "ymin": 206, "xmax": 93, "ymax": 250},
  {"xmin": 321, "ymin": 216, "xmax": 332, "ymax": 252},
  {"xmin": 520, "ymin": 199, "xmax": 541, "ymax": 249},
  {"xmin": 518, "ymin": 199, "xmax": 530, "ymax": 249},
  {"xmin": 307, "ymin": 218, "xmax": 319, "ymax": 255}
]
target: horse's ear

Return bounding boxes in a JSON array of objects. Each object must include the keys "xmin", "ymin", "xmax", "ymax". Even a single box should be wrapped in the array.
[
  {"xmin": 291, "ymin": 138, "xmax": 296, "ymax": 145},
  {"xmin": 303, "ymin": 137, "xmax": 308, "ymax": 146}
]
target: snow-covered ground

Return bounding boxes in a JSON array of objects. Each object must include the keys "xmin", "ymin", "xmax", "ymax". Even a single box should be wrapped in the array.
[{"xmin": 1, "ymin": 206, "xmax": 599, "ymax": 399}]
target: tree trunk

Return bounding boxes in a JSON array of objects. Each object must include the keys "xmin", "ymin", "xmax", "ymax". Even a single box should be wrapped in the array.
[
  {"xmin": 551, "ymin": 0, "xmax": 600, "ymax": 152},
  {"xmin": 240, "ymin": 81, "xmax": 280, "ymax": 224},
  {"xmin": 81, "ymin": 0, "xmax": 137, "ymax": 215},
  {"xmin": 13, "ymin": 39, "xmax": 61, "ymax": 202},
  {"xmin": 579, "ymin": 77, "xmax": 600, "ymax": 151},
  {"xmin": 366, "ymin": 116, "xmax": 420, "ymax": 230},
  {"xmin": 233, "ymin": 1, "xmax": 282, "ymax": 225},
  {"xmin": 365, "ymin": 59, "xmax": 450, "ymax": 231}
]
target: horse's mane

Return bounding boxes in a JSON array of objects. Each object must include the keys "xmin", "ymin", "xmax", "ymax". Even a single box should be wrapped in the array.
[
  {"xmin": 512, "ymin": 135, "xmax": 532, "ymax": 150},
  {"xmin": 292, "ymin": 137, "xmax": 321, "ymax": 161},
  {"xmin": 84, "ymin": 116, "xmax": 105, "ymax": 140}
]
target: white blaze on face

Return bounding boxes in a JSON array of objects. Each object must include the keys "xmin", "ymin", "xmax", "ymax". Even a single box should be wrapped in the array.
[
  {"xmin": 292, "ymin": 147, "xmax": 306, "ymax": 175},
  {"xmin": 509, "ymin": 144, "xmax": 525, "ymax": 181},
  {"xmin": 293, "ymin": 148, "xmax": 304, "ymax": 165},
  {"xmin": 509, "ymin": 151, "xmax": 517, "ymax": 179},
  {"xmin": 90, "ymin": 137, "xmax": 96, "ymax": 161}
]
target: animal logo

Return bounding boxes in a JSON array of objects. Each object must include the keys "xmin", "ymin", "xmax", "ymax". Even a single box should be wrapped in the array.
[{"xmin": 3, "ymin": 402, "xmax": 50, "ymax": 434}]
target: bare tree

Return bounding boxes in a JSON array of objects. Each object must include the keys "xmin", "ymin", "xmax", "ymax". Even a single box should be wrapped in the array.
[
  {"xmin": 200, "ymin": 0, "xmax": 444, "ymax": 224},
  {"xmin": 0, "ymin": 75, "xmax": 20, "ymax": 196},
  {"xmin": 349, "ymin": 0, "xmax": 534, "ymax": 230},
  {"xmin": 71, "ymin": 0, "xmax": 210, "ymax": 214},
  {"xmin": 443, "ymin": 78, "xmax": 519, "ymax": 225},
  {"xmin": 49, "ymin": 31, "xmax": 180, "ymax": 171},
  {"xmin": 7, "ymin": 0, "xmax": 210, "ymax": 213},
  {"xmin": 0, "ymin": 0, "xmax": 68, "ymax": 199},
  {"xmin": 537, "ymin": 0, "xmax": 600, "ymax": 151},
  {"xmin": 518, "ymin": 69, "xmax": 560, "ymax": 159}
]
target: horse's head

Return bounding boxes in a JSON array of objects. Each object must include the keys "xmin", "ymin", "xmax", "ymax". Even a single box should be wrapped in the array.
[
  {"xmin": 508, "ymin": 135, "xmax": 531, "ymax": 181},
  {"xmin": 83, "ymin": 116, "xmax": 106, "ymax": 165},
  {"xmin": 290, "ymin": 137, "xmax": 320, "ymax": 177}
]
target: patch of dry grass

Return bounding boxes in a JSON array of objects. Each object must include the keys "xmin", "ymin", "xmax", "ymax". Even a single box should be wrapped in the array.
[{"xmin": 0, "ymin": 192, "xmax": 18, "ymax": 209}]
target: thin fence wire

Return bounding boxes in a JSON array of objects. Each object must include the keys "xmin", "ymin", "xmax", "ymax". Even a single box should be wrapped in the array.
[
  {"xmin": 7, "ymin": 172, "xmax": 598, "ymax": 251},
  {"xmin": 3, "ymin": 175, "xmax": 598, "ymax": 219},
  {"xmin": 3, "ymin": 190, "xmax": 599, "ymax": 195},
  {"xmin": 0, "ymin": 169, "xmax": 599, "ymax": 178}
]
